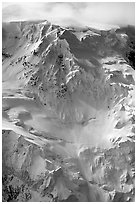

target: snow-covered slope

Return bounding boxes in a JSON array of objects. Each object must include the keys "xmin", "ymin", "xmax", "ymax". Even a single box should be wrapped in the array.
[{"xmin": 2, "ymin": 20, "xmax": 135, "ymax": 202}]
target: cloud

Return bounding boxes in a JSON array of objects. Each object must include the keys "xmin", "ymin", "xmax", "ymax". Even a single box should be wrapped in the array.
[
  {"xmin": 2, "ymin": 2, "xmax": 135, "ymax": 27},
  {"xmin": 80, "ymin": 3, "xmax": 135, "ymax": 26}
]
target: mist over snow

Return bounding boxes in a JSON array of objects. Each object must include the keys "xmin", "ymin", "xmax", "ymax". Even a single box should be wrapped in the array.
[{"xmin": 2, "ymin": 2, "xmax": 135, "ymax": 28}]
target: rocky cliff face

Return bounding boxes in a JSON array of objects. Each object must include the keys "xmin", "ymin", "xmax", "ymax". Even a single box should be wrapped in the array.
[{"xmin": 2, "ymin": 20, "xmax": 135, "ymax": 202}]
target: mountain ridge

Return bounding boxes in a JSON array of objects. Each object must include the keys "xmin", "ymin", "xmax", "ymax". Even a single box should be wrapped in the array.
[{"xmin": 2, "ymin": 20, "xmax": 135, "ymax": 201}]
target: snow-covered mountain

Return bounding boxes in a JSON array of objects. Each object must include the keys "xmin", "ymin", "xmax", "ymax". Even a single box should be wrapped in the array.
[{"xmin": 2, "ymin": 20, "xmax": 135, "ymax": 202}]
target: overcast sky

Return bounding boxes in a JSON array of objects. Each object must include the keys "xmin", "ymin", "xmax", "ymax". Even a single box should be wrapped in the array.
[{"xmin": 2, "ymin": 2, "xmax": 135, "ymax": 28}]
